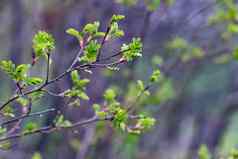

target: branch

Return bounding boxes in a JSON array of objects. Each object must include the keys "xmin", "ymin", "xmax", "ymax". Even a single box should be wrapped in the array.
[
  {"xmin": 45, "ymin": 53, "xmax": 51, "ymax": 84},
  {"xmin": 1, "ymin": 108, "xmax": 56, "ymax": 126},
  {"xmin": 0, "ymin": 115, "xmax": 111, "ymax": 142},
  {"xmin": 96, "ymin": 20, "xmax": 112, "ymax": 62}
]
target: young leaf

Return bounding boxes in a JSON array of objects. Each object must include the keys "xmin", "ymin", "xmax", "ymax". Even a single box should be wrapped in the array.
[
  {"xmin": 121, "ymin": 38, "xmax": 143, "ymax": 61},
  {"xmin": 15, "ymin": 64, "xmax": 30, "ymax": 81},
  {"xmin": 150, "ymin": 69, "xmax": 161, "ymax": 83},
  {"xmin": 71, "ymin": 70, "xmax": 79, "ymax": 83},
  {"xmin": 81, "ymin": 40, "xmax": 100, "ymax": 62},
  {"xmin": 111, "ymin": 14, "xmax": 125, "ymax": 23},
  {"xmin": 25, "ymin": 77, "xmax": 43, "ymax": 86},
  {"xmin": 32, "ymin": 152, "xmax": 42, "ymax": 159},
  {"xmin": 104, "ymin": 88, "xmax": 117, "ymax": 102},
  {"xmin": 146, "ymin": 0, "xmax": 161, "ymax": 11},
  {"xmin": 109, "ymin": 22, "xmax": 125, "ymax": 39},
  {"xmin": 83, "ymin": 21, "xmax": 100, "ymax": 35},
  {"xmin": 66, "ymin": 28, "xmax": 83, "ymax": 41},
  {"xmin": 136, "ymin": 116, "xmax": 156, "ymax": 130},
  {"xmin": 33, "ymin": 31, "xmax": 55, "ymax": 58},
  {"xmin": 23, "ymin": 122, "xmax": 39, "ymax": 133},
  {"xmin": 55, "ymin": 115, "xmax": 72, "ymax": 128},
  {"xmin": 0, "ymin": 60, "xmax": 16, "ymax": 79}
]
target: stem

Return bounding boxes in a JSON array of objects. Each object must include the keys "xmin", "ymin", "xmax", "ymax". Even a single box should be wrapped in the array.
[
  {"xmin": 1, "ymin": 108, "xmax": 56, "ymax": 126},
  {"xmin": 96, "ymin": 21, "xmax": 112, "ymax": 62},
  {"xmin": 0, "ymin": 116, "xmax": 112, "ymax": 142},
  {"xmin": 45, "ymin": 53, "xmax": 51, "ymax": 84}
]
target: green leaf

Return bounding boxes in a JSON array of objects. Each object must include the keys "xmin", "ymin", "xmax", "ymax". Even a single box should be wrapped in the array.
[
  {"xmin": 78, "ymin": 91, "xmax": 89, "ymax": 100},
  {"xmin": 109, "ymin": 22, "xmax": 125, "ymax": 38},
  {"xmin": 228, "ymin": 23, "xmax": 238, "ymax": 33},
  {"xmin": 146, "ymin": 0, "xmax": 161, "ymax": 11},
  {"xmin": 71, "ymin": 70, "xmax": 79, "ymax": 83},
  {"xmin": 0, "ymin": 141, "xmax": 11, "ymax": 150},
  {"xmin": 29, "ymin": 91, "xmax": 44, "ymax": 101},
  {"xmin": 0, "ymin": 60, "xmax": 16, "ymax": 79},
  {"xmin": 121, "ymin": 38, "xmax": 143, "ymax": 61},
  {"xmin": 83, "ymin": 21, "xmax": 100, "ymax": 35},
  {"xmin": 137, "ymin": 80, "xmax": 144, "ymax": 91},
  {"xmin": 15, "ymin": 64, "xmax": 30, "ymax": 80},
  {"xmin": 2, "ymin": 105, "xmax": 15, "ymax": 118},
  {"xmin": 113, "ymin": 107, "xmax": 128, "ymax": 131},
  {"xmin": 23, "ymin": 122, "xmax": 39, "ymax": 133},
  {"xmin": 111, "ymin": 14, "xmax": 125, "ymax": 23},
  {"xmin": 136, "ymin": 116, "xmax": 156, "ymax": 130},
  {"xmin": 81, "ymin": 40, "xmax": 100, "ymax": 63},
  {"xmin": 93, "ymin": 104, "xmax": 101, "ymax": 112},
  {"xmin": 150, "ymin": 69, "xmax": 161, "ymax": 82},
  {"xmin": 198, "ymin": 144, "xmax": 211, "ymax": 159},
  {"xmin": 233, "ymin": 47, "xmax": 238, "ymax": 60},
  {"xmin": 66, "ymin": 28, "xmax": 83, "ymax": 41},
  {"xmin": 75, "ymin": 79, "xmax": 90, "ymax": 88},
  {"xmin": 17, "ymin": 97, "xmax": 29, "ymax": 107},
  {"xmin": 104, "ymin": 88, "xmax": 117, "ymax": 102},
  {"xmin": 25, "ymin": 77, "xmax": 43, "ymax": 85},
  {"xmin": 33, "ymin": 31, "xmax": 55, "ymax": 58},
  {"xmin": 0, "ymin": 126, "xmax": 6, "ymax": 136},
  {"xmin": 32, "ymin": 152, "xmax": 42, "ymax": 159},
  {"xmin": 55, "ymin": 115, "xmax": 72, "ymax": 128}
]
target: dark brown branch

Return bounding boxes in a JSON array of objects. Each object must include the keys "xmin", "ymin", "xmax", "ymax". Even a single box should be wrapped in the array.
[
  {"xmin": 45, "ymin": 53, "xmax": 51, "ymax": 84},
  {"xmin": 96, "ymin": 20, "xmax": 112, "ymax": 62}
]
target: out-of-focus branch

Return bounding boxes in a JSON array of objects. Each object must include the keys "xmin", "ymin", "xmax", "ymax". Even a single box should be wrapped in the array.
[{"xmin": 1, "ymin": 108, "xmax": 56, "ymax": 126}]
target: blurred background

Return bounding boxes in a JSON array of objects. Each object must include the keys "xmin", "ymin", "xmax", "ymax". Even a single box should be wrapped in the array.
[{"xmin": 1, "ymin": 0, "xmax": 238, "ymax": 158}]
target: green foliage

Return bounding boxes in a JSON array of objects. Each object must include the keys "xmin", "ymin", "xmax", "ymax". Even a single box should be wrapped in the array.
[
  {"xmin": 198, "ymin": 144, "xmax": 211, "ymax": 159},
  {"xmin": 54, "ymin": 115, "xmax": 72, "ymax": 128},
  {"xmin": 83, "ymin": 21, "xmax": 100, "ymax": 36},
  {"xmin": 0, "ymin": 14, "xmax": 156, "ymax": 149},
  {"xmin": 145, "ymin": 0, "xmax": 161, "ymax": 11},
  {"xmin": 33, "ymin": 31, "xmax": 55, "ymax": 58},
  {"xmin": 0, "ymin": 127, "xmax": 6, "ymax": 136},
  {"xmin": 233, "ymin": 47, "xmax": 238, "ymax": 60},
  {"xmin": 121, "ymin": 38, "xmax": 143, "ymax": 61},
  {"xmin": 109, "ymin": 22, "xmax": 125, "ymax": 39},
  {"xmin": 2, "ymin": 105, "xmax": 15, "ymax": 118},
  {"xmin": 115, "ymin": 0, "xmax": 138, "ymax": 6},
  {"xmin": 65, "ymin": 70, "xmax": 90, "ymax": 106},
  {"xmin": 0, "ymin": 60, "xmax": 43, "ymax": 86},
  {"xmin": 150, "ymin": 69, "xmax": 161, "ymax": 83},
  {"xmin": 167, "ymin": 37, "xmax": 204, "ymax": 62},
  {"xmin": 0, "ymin": 141, "xmax": 11, "ymax": 150},
  {"xmin": 93, "ymin": 104, "xmax": 107, "ymax": 119},
  {"xmin": 113, "ymin": 107, "xmax": 128, "ymax": 131},
  {"xmin": 229, "ymin": 149, "xmax": 238, "ymax": 159},
  {"xmin": 104, "ymin": 88, "xmax": 117, "ymax": 103},
  {"xmin": 111, "ymin": 14, "xmax": 125, "ymax": 23},
  {"xmin": 66, "ymin": 28, "xmax": 83, "ymax": 42},
  {"xmin": 25, "ymin": 77, "xmax": 43, "ymax": 86},
  {"xmin": 0, "ymin": 60, "xmax": 16, "ymax": 80},
  {"xmin": 81, "ymin": 40, "xmax": 100, "ymax": 63},
  {"xmin": 17, "ymin": 97, "xmax": 29, "ymax": 107},
  {"xmin": 136, "ymin": 116, "xmax": 155, "ymax": 130},
  {"xmin": 23, "ymin": 122, "xmax": 39, "ymax": 133},
  {"xmin": 32, "ymin": 152, "xmax": 42, "ymax": 159}
]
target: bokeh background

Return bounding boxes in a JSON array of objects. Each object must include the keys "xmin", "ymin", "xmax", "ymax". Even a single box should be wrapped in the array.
[{"xmin": 0, "ymin": 0, "xmax": 238, "ymax": 158}]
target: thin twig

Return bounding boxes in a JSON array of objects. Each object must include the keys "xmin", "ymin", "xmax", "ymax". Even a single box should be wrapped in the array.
[
  {"xmin": 96, "ymin": 20, "xmax": 112, "ymax": 62},
  {"xmin": 1, "ymin": 108, "xmax": 56, "ymax": 126},
  {"xmin": 45, "ymin": 53, "xmax": 51, "ymax": 84},
  {"xmin": 0, "ymin": 115, "xmax": 112, "ymax": 142}
]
